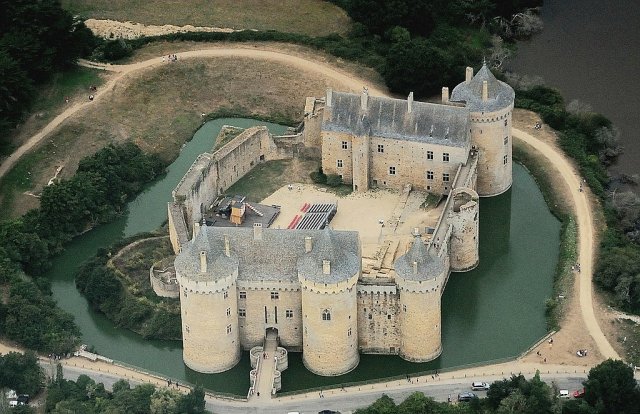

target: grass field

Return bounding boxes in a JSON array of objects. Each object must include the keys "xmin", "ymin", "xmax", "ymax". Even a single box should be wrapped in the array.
[
  {"xmin": 0, "ymin": 53, "xmax": 340, "ymax": 218},
  {"xmin": 61, "ymin": 0, "xmax": 351, "ymax": 36}
]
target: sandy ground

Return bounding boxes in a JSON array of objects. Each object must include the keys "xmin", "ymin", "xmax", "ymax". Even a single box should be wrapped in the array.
[{"xmin": 85, "ymin": 19, "xmax": 236, "ymax": 40}]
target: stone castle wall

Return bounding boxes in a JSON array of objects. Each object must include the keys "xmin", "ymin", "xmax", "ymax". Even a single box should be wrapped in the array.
[
  {"xmin": 448, "ymin": 188, "xmax": 480, "ymax": 271},
  {"xmin": 356, "ymin": 284, "xmax": 400, "ymax": 353},
  {"xmin": 470, "ymin": 104, "xmax": 513, "ymax": 196}
]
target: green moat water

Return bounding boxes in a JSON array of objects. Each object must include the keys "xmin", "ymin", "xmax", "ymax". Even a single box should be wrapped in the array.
[{"xmin": 47, "ymin": 119, "xmax": 560, "ymax": 395}]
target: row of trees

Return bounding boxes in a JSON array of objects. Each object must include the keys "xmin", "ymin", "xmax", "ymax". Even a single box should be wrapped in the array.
[
  {"xmin": 355, "ymin": 360, "xmax": 640, "ymax": 414},
  {"xmin": 0, "ymin": 0, "xmax": 96, "ymax": 152},
  {"xmin": 0, "ymin": 143, "xmax": 164, "ymax": 353}
]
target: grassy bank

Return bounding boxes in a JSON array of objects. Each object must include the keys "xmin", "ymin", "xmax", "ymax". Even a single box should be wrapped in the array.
[
  {"xmin": 513, "ymin": 139, "xmax": 578, "ymax": 330},
  {"xmin": 61, "ymin": 0, "xmax": 351, "ymax": 36}
]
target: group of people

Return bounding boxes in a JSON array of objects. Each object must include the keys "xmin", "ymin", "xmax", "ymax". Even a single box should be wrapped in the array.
[
  {"xmin": 576, "ymin": 349, "xmax": 588, "ymax": 357},
  {"xmin": 534, "ymin": 121, "xmax": 542, "ymax": 130},
  {"xmin": 163, "ymin": 54, "xmax": 179, "ymax": 63},
  {"xmin": 572, "ymin": 262, "xmax": 581, "ymax": 272}
]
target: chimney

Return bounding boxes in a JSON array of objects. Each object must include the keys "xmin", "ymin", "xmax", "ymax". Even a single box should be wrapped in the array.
[
  {"xmin": 199, "ymin": 251, "xmax": 207, "ymax": 273},
  {"xmin": 407, "ymin": 92, "xmax": 414, "ymax": 113},
  {"xmin": 441, "ymin": 87, "xmax": 449, "ymax": 103},
  {"xmin": 412, "ymin": 261, "xmax": 418, "ymax": 275},
  {"xmin": 322, "ymin": 260, "xmax": 331, "ymax": 275},
  {"xmin": 465, "ymin": 66, "xmax": 473, "ymax": 83},
  {"xmin": 360, "ymin": 86, "xmax": 369, "ymax": 109},
  {"xmin": 193, "ymin": 221, "xmax": 200, "ymax": 239},
  {"xmin": 253, "ymin": 223, "xmax": 262, "ymax": 240},
  {"xmin": 482, "ymin": 80, "xmax": 488, "ymax": 102},
  {"xmin": 304, "ymin": 236, "xmax": 313, "ymax": 253},
  {"xmin": 326, "ymin": 88, "xmax": 333, "ymax": 107},
  {"xmin": 224, "ymin": 234, "xmax": 230, "ymax": 257}
]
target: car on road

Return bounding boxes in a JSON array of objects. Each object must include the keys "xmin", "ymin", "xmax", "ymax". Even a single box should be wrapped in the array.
[
  {"xmin": 471, "ymin": 381, "xmax": 490, "ymax": 391},
  {"xmin": 559, "ymin": 389, "xmax": 570, "ymax": 399},
  {"xmin": 458, "ymin": 391, "xmax": 477, "ymax": 402},
  {"xmin": 573, "ymin": 388, "xmax": 585, "ymax": 398},
  {"xmin": 318, "ymin": 410, "xmax": 340, "ymax": 414}
]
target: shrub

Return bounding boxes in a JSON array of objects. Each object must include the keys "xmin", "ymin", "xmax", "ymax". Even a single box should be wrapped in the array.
[
  {"xmin": 310, "ymin": 168, "xmax": 327, "ymax": 184},
  {"xmin": 326, "ymin": 174, "xmax": 343, "ymax": 187}
]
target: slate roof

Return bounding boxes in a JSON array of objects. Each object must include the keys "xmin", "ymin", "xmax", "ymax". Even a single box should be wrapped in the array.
[
  {"xmin": 175, "ymin": 225, "xmax": 360, "ymax": 283},
  {"xmin": 323, "ymin": 92, "xmax": 470, "ymax": 148},
  {"xmin": 394, "ymin": 236, "xmax": 445, "ymax": 281},
  {"xmin": 450, "ymin": 64, "xmax": 515, "ymax": 112}
]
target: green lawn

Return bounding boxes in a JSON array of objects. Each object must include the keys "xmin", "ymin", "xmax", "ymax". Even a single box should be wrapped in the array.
[{"xmin": 62, "ymin": 0, "xmax": 351, "ymax": 36}]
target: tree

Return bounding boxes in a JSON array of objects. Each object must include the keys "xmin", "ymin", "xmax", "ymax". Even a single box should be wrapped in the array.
[
  {"xmin": 583, "ymin": 359, "xmax": 640, "ymax": 414},
  {"xmin": 354, "ymin": 394, "xmax": 398, "ymax": 414},
  {"xmin": 0, "ymin": 351, "xmax": 44, "ymax": 396},
  {"xmin": 176, "ymin": 385, "xmax": 206, "ymax": 414}
]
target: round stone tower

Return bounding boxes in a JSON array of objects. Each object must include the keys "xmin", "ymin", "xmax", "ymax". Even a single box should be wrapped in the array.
[
  {"xmin": 394, "ymin": 235, "xmax": 446, "ymax": 362},
  {"xmin": 448, "ymin": 188, "xmax": 480, "ymax": 271},
  {"xmin": 451, "ymin": 63, "xmax": 515, "ymax": 197},
  {"xmin": 297, "ymin": 228, "xmax": 360, "ymax": 376},
  {"xmin": 174, "ymin": 225, "xmax": 241, "ymax": 373}
]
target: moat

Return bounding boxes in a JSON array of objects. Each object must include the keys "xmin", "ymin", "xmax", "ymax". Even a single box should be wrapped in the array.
[{"xmin": 46, "ymin": 118, "xmax": 560, "ymax": 395}]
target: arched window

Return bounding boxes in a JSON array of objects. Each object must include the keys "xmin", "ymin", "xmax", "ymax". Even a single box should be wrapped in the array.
[{"xmin": 322, "ymin": 309, "xmax": 331, "ymax": 321}]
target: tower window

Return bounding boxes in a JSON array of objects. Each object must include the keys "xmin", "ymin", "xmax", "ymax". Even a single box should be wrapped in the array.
[
  {"xmin": 271, "ymin": 291, "xmax": 279, "ymax": 300},
  {"xmin": 443, "ymin": 173, "xmax": 450, "ymax": 182},
  {"xmin": 223, "ymin": 291, "xmax": 228, "ymax": 299},
  {"xmin": 443, "ymin": 153, "xmax": 450, "ymax": 162},
  {"xmin": 503, "ymin": 155, "xmax": 508, "ymax": 165},
  {"xmin": 504, "ymin": 136, "xmax": 509, "ymax": 145},
  {"xmin": 427, "ymin": 151, "xmax": 433, "ymax": 160},
  {"xmin": 403, "ymin": 304, "xmax": 407, "ymax": 312},
  {"xmin": 239, "ymin": 291, "xmax": 246, "ymax": 299},
  {"xmin": 389, "ymin": 166, "xmax": 396, "ymax": 175},
  {"xmin": 226, "ymin": 324, "xmax": 232, "ymax": 334},
  {"xmin": 337, "ymin": 159, "xmax": 343, "ymax": 168},
  {"xmin": 347, "ymin": 328, "xmax": 352, "ymax": 337},
  {"xmin": 504, "ymin": 119, "xmax": 508, "ymax": 127},
  {"xmin": 377, "ymin": 144, "xmax": 384, "ymax": 153},
  {"xmin": 427, "ymin": 171, "xmax": 434, "ymax": 180},
  {"xmin": 286, "ymin": 310, "xmax": 294, "ymax": 318},
  {"xmin": 226, "ymin": 307, "xmax": 231, "ymax": 317},
  {"xmin": 239, "ymin": 309, "xmax": 246, "ymax": 318},
  {"xmin": 342, "ymin": 141, "xmax": 348, "ymax": 149},
  {"xmin": 322, "ymin": 309, "xmax": 331, "ymax": 321}
]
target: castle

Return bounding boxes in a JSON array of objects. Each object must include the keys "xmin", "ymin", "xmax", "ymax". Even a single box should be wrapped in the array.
[{"xmin": 167, "ymin": 64, "xmax": 515, "ymax": 377}]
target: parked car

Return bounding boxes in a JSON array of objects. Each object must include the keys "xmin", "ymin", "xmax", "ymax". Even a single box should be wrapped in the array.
[
  {"xmin": 458, "ymin": 391, "xmax": 477, "ymax": 402},
  {"xmin": 559, "ymin": 389, "xmax": 570, "ymax": 399},
  {"xmin": 471, "ymin": 381, "xmax": 490, "ymax": 391},
  {"xmin": 573, "ymin": 388, "xmax": 585, "ymax": 398}
]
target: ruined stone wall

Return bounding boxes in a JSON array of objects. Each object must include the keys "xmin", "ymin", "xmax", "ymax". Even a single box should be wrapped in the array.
[
  {"xmin": 302, "ymin": 97, "xmax": 324, "ymax": 149},
  {"xmin": 471, "ymin": 104, "xmax": 513, "ymax": 196},
  {"xmin": 300, "ymin": 274, "xmax": 359, "ymax": 376},
  {"xmin": 177, "ymin": 270, "xmax": 241, "ymax": 373},
  {"xmin": 236, "ymin": 281, "xmax": 303, "ymax": 351},
  {"xmin": 322, "ymin": 132, "xmax": 469, "ymax": 193},
  {"xmin": 168, "ymin": 202, "xmax": 189, "ymax": 254},
  {"xmin": 448, "ymin": 188, "xmax": 480, "ymax": 272},
  {"xmin": 356, "ymin": 284, "xmax": 400, "ymax": 354}
]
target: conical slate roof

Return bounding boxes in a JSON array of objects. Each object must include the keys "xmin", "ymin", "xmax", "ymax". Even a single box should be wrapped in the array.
[
  {"xmin": 394, "ymin": 236, "xmax": 444, "ymax": 281},
  {"xmin": 174, "ymin": 224, "xmax": 238, "ymax": 281},
  {"xmin": 450, "ymin": 63, "xmax": 515, "ymax": 112},
  {"xmin": 297, "ymin": 227, "xmax": 360, "ymax": 283}
]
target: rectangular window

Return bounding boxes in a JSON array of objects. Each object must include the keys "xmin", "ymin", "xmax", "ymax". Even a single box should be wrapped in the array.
[
  {"xmin": 226, "ymin": 324, "xmax": 232, "ymax": 334},
  {"xmin": 226, "ymin": 307, "xmax": 231, "ymax": 317},
  {"xmin": 347, "ymin": 328, "xmax": 352, "ymax": 337},
  {"xmin": 443, "ymin": 153, "xmax": 450, "ymax": 162},
  {"xmin": 337, "ymin": 159, "xmax": 343, "ymax": 168},
  {"xmin": 342, "ymin": 141, "xmax": 348, "ymax": 149},
  {"xmin": 403, "ymin": 304, "xmax": 407, "ymax": 312},
  {"xmin": 427, "ymin": 151, "xmax": 433, "ymax": 160},
  {"xmin": 389, "ymin": 166, "xmax": 396, "ymax": 175},
  {"xmin": 503, "ymin": 155, "xmax": 508, "ymax": 165},
  {"xmin": 504, "ymin": 119, "xmax": 508, "ymax": 127},
  {"xmin": 239, "ymin": 291, "xmax": 246, "ymax": 299},
  {"xmin": 270, "ymin": 291, "xmax": 279, "ymax": 300},
  {"xmin": 286, "ymin": 310, "xmax": 294, "ymax": 318},
  {"xmin": 504, "ymin": 136, "xmax": 509, "ymax": 145},
  {"xmin": 377, "ymin": 144, "xmax": 384, "ymax": 153},
  {"xmin": 223, "ymin": 291, "xmax": 228, "ymax": 299},
  {"xmin": 239, "ymin": 309, "xmax": 246, "ymax": 318},
  {"xmin": 443, "ymin": 173, "xmax": 450, "ymax": 182},
  {"xmin": 427, "ymin": 171, "xmax": 434, "ymax": 180}
]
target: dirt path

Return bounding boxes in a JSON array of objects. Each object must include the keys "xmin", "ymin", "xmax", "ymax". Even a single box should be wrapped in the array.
[
  {"xmin": 513, "ymin": 128, "xmax": 619, "ymax": 360},
  {"xmin": 0, "ymin": 45, "xmax": 618, "ymax": 369}
]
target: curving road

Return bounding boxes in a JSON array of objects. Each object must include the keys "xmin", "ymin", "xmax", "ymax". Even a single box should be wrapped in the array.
[{"xmin": 0, "ymin": 45, "xmax": 620, "ymax": 409}]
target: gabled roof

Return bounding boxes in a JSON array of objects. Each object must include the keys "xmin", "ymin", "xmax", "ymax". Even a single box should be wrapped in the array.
[
  {"xmin": 323, "ymin": 92, "xmax": 470, "ymax": 148},
  {"xmin": 450, "ymin": 63, "xmax": 515, "ymax": 112}
]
